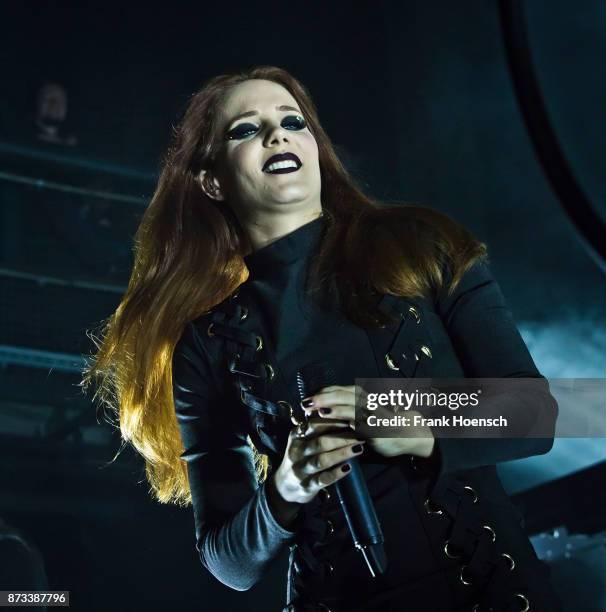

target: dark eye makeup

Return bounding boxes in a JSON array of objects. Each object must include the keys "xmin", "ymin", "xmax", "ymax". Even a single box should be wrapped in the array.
[{"xmin": 226, "ymin": 115, "xmax": 307, "ymax": 141}]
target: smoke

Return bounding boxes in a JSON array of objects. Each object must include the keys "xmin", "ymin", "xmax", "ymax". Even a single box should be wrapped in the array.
[{"xmin": 498, "ymin": 316, "xmax": 606, "ymax": 494}]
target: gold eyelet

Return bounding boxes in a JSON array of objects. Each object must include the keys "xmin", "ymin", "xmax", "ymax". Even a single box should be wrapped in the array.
[
  {"xmin": 207, "ymin": 322, "xmax": 215, "ymax": 337},
  {"xmin": 444, "ymin": 540, "xmax": 462, "ymax": 559},
  {"xmin": 264, "ymin": 363, "xmax": 274, "ymax": 380},
  {"xmin": 459, "ymin": 564, "xmax": 473, "ymax": 586},
  {"xmin": 240, "ymin": 306, "xmax": 248, "ymax": 321},
  {"xmin": 277, "ymin": 400, "xmax": 292, "ymax": 415},
  {"xmin": 464, "ymin": 485, "xmax": 479, "ymax": 503},
  {"xmin": 255, "ymin": 335, "xmax": 263, "ymax": 351},
  {"xmin": 424, "ymin": 498, "xmax": 443, "ymax": 515},
  {"xmin": 501, "ymin": 552, "xmax": 515, "ymax": 570},
  {"xmin": 482, "ymin": 524, "xmax": 496, "ymax": 543},
  {"xmin": 408, "ymin": 305, "xmax": 421, "ymax": 323},
  {"xmin": 385, "ymin": 353, "xmax": 399, "ymax": 371},
  {"xmin": 420, "ymin": 345, "xmax": 432, "ymax": 359},
  {"xmin": 513, "ymin": 593, "xmax": 529, "ymax": 612}
]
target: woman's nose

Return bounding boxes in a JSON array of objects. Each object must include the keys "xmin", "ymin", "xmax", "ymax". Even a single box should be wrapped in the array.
[{"xmin": 265, "ymin": 124, "xmax": 290, "ymax": 145}]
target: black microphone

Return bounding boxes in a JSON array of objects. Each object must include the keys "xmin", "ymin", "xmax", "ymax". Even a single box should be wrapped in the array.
[{"xmin": 295, "ymin": 362, "xmax": 388, "ymax": 577}]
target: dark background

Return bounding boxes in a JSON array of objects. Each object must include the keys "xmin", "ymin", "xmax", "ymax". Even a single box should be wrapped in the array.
[{"xmin": 0, "ymin": 1, "xmax": 604, "ymax": 611}]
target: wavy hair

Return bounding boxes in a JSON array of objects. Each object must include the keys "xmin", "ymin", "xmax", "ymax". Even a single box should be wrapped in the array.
[{"xmin": 81, "ymin": 65, "xmax": 487, "ymax": 507}]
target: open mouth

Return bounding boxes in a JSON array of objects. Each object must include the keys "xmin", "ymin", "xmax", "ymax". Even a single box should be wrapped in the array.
[
  {"xmin": 265, "ymin": 163, "xmax": 300, "ymax": 175},
  {"xmin": 262, "ymin": 152, "xmax": 303, "ymax": 174}
]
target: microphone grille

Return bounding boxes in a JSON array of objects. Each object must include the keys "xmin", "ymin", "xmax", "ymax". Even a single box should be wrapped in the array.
[{"xmin": 296, "ymin": 362, "xmax": 337, "ymax": 400}]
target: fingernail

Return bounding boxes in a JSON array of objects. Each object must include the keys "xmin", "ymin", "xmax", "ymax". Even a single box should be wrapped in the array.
[
  {"xmin": 301, "ymin": 398, "xmax": 314, "ymax": 408},
  {"xmin": 341, "ymin": 464, "xmax": 351, "ymax": 473},
  {"xmin": 319, "ymin": 407, "xmax": 332, "ymax": 415},
  {"xmin": 352, "ymin": 444, "xmax": 363, "ymax": 453}
]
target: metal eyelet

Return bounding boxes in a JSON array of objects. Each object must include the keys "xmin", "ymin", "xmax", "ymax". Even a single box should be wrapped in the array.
[
  {"xmin": 324, "ymin": 562, "xmax": 334, "ymax": 573},
  {"xmin": 424, "ymin": 498, "xmax": 443, "ymax": 515},
  {"xmin": 325, "ymin": 519, "xmax": 335, "ymax": 536},
  {"xmin": 444, "ymin": 540, "xmax": 462, "ymax": 559},
  {"xmin": 420, "ymin": 345, "xmax": 432, "ymax": 359},
  {"xmin": 255, "ymin": 335, "xmax": 263, "ymax": 351},
  {"xmin": 459, "ymin": 564, "xmax": 473, "ymax": 586},
  {"xmin": 264, "ymin": 363, "xmax": 274, "ymax": 380},
  {"xmin": 408, "ymin": 305, "xmax": 421, "ymax": 323},
  {"xmin": 207, "ymin": 322, "xmax": 215, "ymax": 337},
  {"xmin": 482, "ymin": 524, "xmax": 496, "ymax": 543},
  {"xmin": 240, "ymin": 306, "xmax": 248, "ymax": 321},
  {"xmin": 385, "ymin": 353, "xmax": 399, "ymax": 371},
  {"xmin": 464, "ymin": 485, "xmax": 479, "ymax": 503},
  {"xmin": 501, "ymin": 552, "xmax": 515, "ymax": 570},
  {"xmin": 230, "ymin": 289, "xmax": 240, "ymax": 300},
  {"xmin": 513, "ymin": 593, "xmax": 529, "ymax": 612},
  {"xmin": 277, "ymin": 400, "xmax": 292, "ymax": 415}
]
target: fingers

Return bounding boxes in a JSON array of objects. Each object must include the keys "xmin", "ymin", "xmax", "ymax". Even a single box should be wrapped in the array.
[
  {"xmin": 304, "ymin": 459, "xmax": 356, "ymax": 494},
  {"xmin": 289, "ymin": 417, "xmax": 350, "ymax": 443},
  {"xmin": 300, "ymin": 440, "xmax": 365, "ymax": 478},
  {"xmin": 301, "ymin": 384, "xmax": 367, "ymax": 422},
  {"xmin": 297, "ymin": 430, "xmax": 362, "ymax": 459}
]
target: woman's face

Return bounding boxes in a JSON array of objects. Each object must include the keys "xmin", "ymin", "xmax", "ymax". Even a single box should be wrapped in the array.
[{"xmin": 204, "ymin": 79, "xmax": 322, "ymax": 220}]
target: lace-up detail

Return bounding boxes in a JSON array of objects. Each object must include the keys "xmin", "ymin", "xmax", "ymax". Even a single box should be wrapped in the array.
[
  {"xmin": 203, "ymin": 288, "xmax": 536, "ymax": 612},
  {"xmin": 423, "ymin": 476, "xmax": 532, "ymax": 611}
]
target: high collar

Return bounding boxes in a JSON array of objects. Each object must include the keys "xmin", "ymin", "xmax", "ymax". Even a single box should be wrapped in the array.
[{"xmin": 243, "ymin": 215, "xmax": 325, "ymax": 277}]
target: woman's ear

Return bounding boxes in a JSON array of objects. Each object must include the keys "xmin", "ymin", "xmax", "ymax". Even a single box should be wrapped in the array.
[{"xmin": 198, "ymin": 169, "xmax": 225, "ymax": 202}]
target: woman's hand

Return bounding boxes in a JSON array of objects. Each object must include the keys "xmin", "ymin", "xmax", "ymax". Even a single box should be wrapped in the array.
[
  {"xmin": 302, "ymin": 385, "xmax": 436, "ymax": 459},
  {"xmin": 271, "ymin": 418, "xmax": 366, "ymax": 508}
]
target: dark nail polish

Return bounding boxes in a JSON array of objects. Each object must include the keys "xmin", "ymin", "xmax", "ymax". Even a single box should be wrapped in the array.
[
  {"xmin": 301, "ymin": 398, "xmax": 314, "ymax": 408},
  {"xmin": 319, "ymin": 407, "xmax": 332, "ymax": 415},
  {"xmin": 352, "ymin": 444, "xmax": 363, "ymax": 453},
  {"xmin": 341, "ymin": 464, "xmax": 351, "ymax": 473}
]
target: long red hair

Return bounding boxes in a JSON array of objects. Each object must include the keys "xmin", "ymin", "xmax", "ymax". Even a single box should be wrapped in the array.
[{"xmin": 81, "ymin": 65, "xmax": 487, "ymax": 506}]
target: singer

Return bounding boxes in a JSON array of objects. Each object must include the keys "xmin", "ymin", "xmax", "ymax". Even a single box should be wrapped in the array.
[{"xmin": 83, "ymin": 66, "xmax": 562, "ymax": 611}]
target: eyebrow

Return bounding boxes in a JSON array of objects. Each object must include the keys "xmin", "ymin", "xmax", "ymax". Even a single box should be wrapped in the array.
[{"xmin": 226, "ymin": 105, "xmax": 302, "ymax": 128}]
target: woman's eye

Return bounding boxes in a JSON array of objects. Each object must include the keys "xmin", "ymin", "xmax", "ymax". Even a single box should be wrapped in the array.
[
  {"xmin": 226, "ymin": 115, "xmax": 306, "ymax": 140},
  {"xmin": 226, "ymin": 123, "xmax": 258, "ymax": 140},
  {"xmin": 283, "ymin": 115, "xmax": 306, "ymax": 130}
]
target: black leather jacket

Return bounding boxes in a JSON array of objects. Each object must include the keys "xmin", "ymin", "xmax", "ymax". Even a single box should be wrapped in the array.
[{"xmin": 172, "ymin": 216, "xmax": 562, "ymax": 612}]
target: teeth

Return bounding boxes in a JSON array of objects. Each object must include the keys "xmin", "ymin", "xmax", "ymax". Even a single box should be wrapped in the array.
[{"xmin": 266, "ymin": 160, "xmax": 298, "ymax": 172}]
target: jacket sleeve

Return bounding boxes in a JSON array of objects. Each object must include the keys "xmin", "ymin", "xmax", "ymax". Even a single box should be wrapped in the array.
[
  {"xmin": 172, "ymin": 321, "xmax": 297, "ymax": 591},
  {"xmin": 425, "ymin": 260, "xmax": 558, "ymax": 478}
]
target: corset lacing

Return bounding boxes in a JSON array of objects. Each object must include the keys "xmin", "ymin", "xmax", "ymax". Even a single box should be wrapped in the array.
[
  {"xmin": 203, "ymin": 290, "xmax": 533, "ymax": 612},
  {"xmin": 418, "ymin": 459, "xmax": 531, "ymax": 612}
]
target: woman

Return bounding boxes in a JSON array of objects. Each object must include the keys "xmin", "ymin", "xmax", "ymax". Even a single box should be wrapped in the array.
[{"xmin": 82, "ymin": 65, "xmax": 561, "ymax": 611}]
